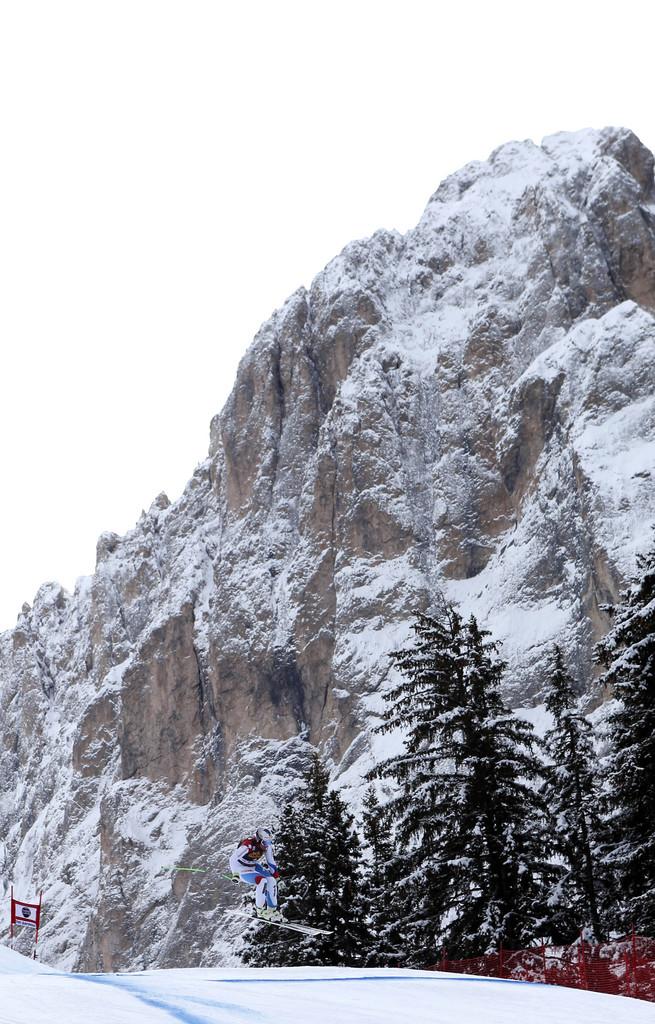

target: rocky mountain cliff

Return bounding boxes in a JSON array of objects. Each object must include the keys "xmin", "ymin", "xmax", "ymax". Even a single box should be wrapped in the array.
[{"xmin": 1, "ymin": 127, "xmax": 654, "ymax": 971}]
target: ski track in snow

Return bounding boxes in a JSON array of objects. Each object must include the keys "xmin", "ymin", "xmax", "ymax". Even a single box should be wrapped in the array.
[{"xmin": 0, "ymin": 948, "xmax": 653, "ymax": 1024}]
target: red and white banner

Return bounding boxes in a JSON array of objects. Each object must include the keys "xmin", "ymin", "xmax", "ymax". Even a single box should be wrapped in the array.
[{"xmin": 10, "ymin": 888, "xmax": 42, "ymax": 943}]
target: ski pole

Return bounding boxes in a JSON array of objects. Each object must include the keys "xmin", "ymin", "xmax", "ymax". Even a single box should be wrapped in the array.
[{"xmin": 159, "ymin": 866, "xmax": 208, "ymax": 875}]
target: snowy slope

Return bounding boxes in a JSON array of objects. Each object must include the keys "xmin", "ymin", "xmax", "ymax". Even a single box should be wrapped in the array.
[{"xmin": 0, "ymin": 948, "xmax": 652, "ymax": 1024}]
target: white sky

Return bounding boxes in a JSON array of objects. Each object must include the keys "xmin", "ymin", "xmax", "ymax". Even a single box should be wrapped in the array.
[{"xmin": 0, "ymin": 0, "xmax": 653, "ymax": 630}]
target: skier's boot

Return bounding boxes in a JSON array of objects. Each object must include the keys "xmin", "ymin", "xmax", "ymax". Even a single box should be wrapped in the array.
[{"xmin": 257, "ymin": 906, "xmax": 284, "ymax": 922}]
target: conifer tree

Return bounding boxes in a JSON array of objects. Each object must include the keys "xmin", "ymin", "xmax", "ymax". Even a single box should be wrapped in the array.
[
  {"xmin": 541, "ymin": 646, "xmax": 605, "ymax": 938},
  {"xmin": 242, "ymin": 753, "xmax": 366, "ymax": 966},
  {"xmin": 320, "ymin": 789, "xmax": 366, "ymax": 962},
  {"xmin": 369, "ymin": 608, "xmax": 467, "ymax": 964},
  {"xmin": 596, "ymin": 538, "xmax": 655, "ymax": 934},
  {"xmin": 362, "ymin": 786, "xmax": 392, "ymax": 892},
  {"xmin": 372, "ymin": 608, "xmax": 560, "ymax": 963},
  {"xmin": 359, "ymin": 786, "xmax": 406, "ymax": 966},
  {"xmin": 452, "ymin": 616, "xmax": 561, "ymax": 952}
]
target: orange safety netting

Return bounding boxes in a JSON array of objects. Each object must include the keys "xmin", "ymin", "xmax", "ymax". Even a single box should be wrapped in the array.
[{"xmin": 427, "ymin": 934, "xmax": 655, "ymax": 1002}]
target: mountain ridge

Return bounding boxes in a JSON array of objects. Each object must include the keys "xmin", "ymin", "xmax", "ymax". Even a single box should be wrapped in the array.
[{"xmin": 1, "ymin": 126, "xmax": 654, "ymax": 970}]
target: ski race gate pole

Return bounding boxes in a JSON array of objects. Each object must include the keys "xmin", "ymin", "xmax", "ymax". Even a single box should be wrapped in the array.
[{"xmin": 9, "ymin": 886, "xmax": 43, "ymax": 958}]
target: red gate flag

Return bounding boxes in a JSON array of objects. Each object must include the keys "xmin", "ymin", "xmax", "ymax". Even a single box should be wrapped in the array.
[{"xmin": 10, "ymin": 887, "xmax": 42, "ymax": 943}]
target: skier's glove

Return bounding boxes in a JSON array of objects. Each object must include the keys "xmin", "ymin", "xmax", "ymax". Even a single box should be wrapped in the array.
[{"xmin": 272, "ymin": 870, "xmax": 280, "ymax": 879}]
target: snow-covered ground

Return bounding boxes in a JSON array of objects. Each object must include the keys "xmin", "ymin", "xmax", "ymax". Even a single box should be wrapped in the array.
[{"xmin": 0, "ymin": 946, "xmax": 652, "ymax": 1024}]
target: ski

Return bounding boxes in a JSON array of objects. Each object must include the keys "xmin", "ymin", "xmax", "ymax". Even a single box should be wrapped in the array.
[{"xmin": 230, "ymin": 910, "xmax": 332, "ymax": 936}]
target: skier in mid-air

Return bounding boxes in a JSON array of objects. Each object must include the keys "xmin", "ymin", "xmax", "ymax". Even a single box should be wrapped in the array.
[{"xmin": 229, "ymin": 827, "xmax": 283, "ymax": 922}]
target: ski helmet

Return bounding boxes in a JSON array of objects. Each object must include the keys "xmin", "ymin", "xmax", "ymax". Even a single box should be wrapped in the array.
[{"xmin": 256, "ymin": 827, "xmax": 273, "ymax": 844}]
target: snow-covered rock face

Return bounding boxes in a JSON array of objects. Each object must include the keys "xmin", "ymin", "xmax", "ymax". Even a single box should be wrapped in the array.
[{"xmin": 1, "ymin": 127, "xmax": 654, "ymax": 970}]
